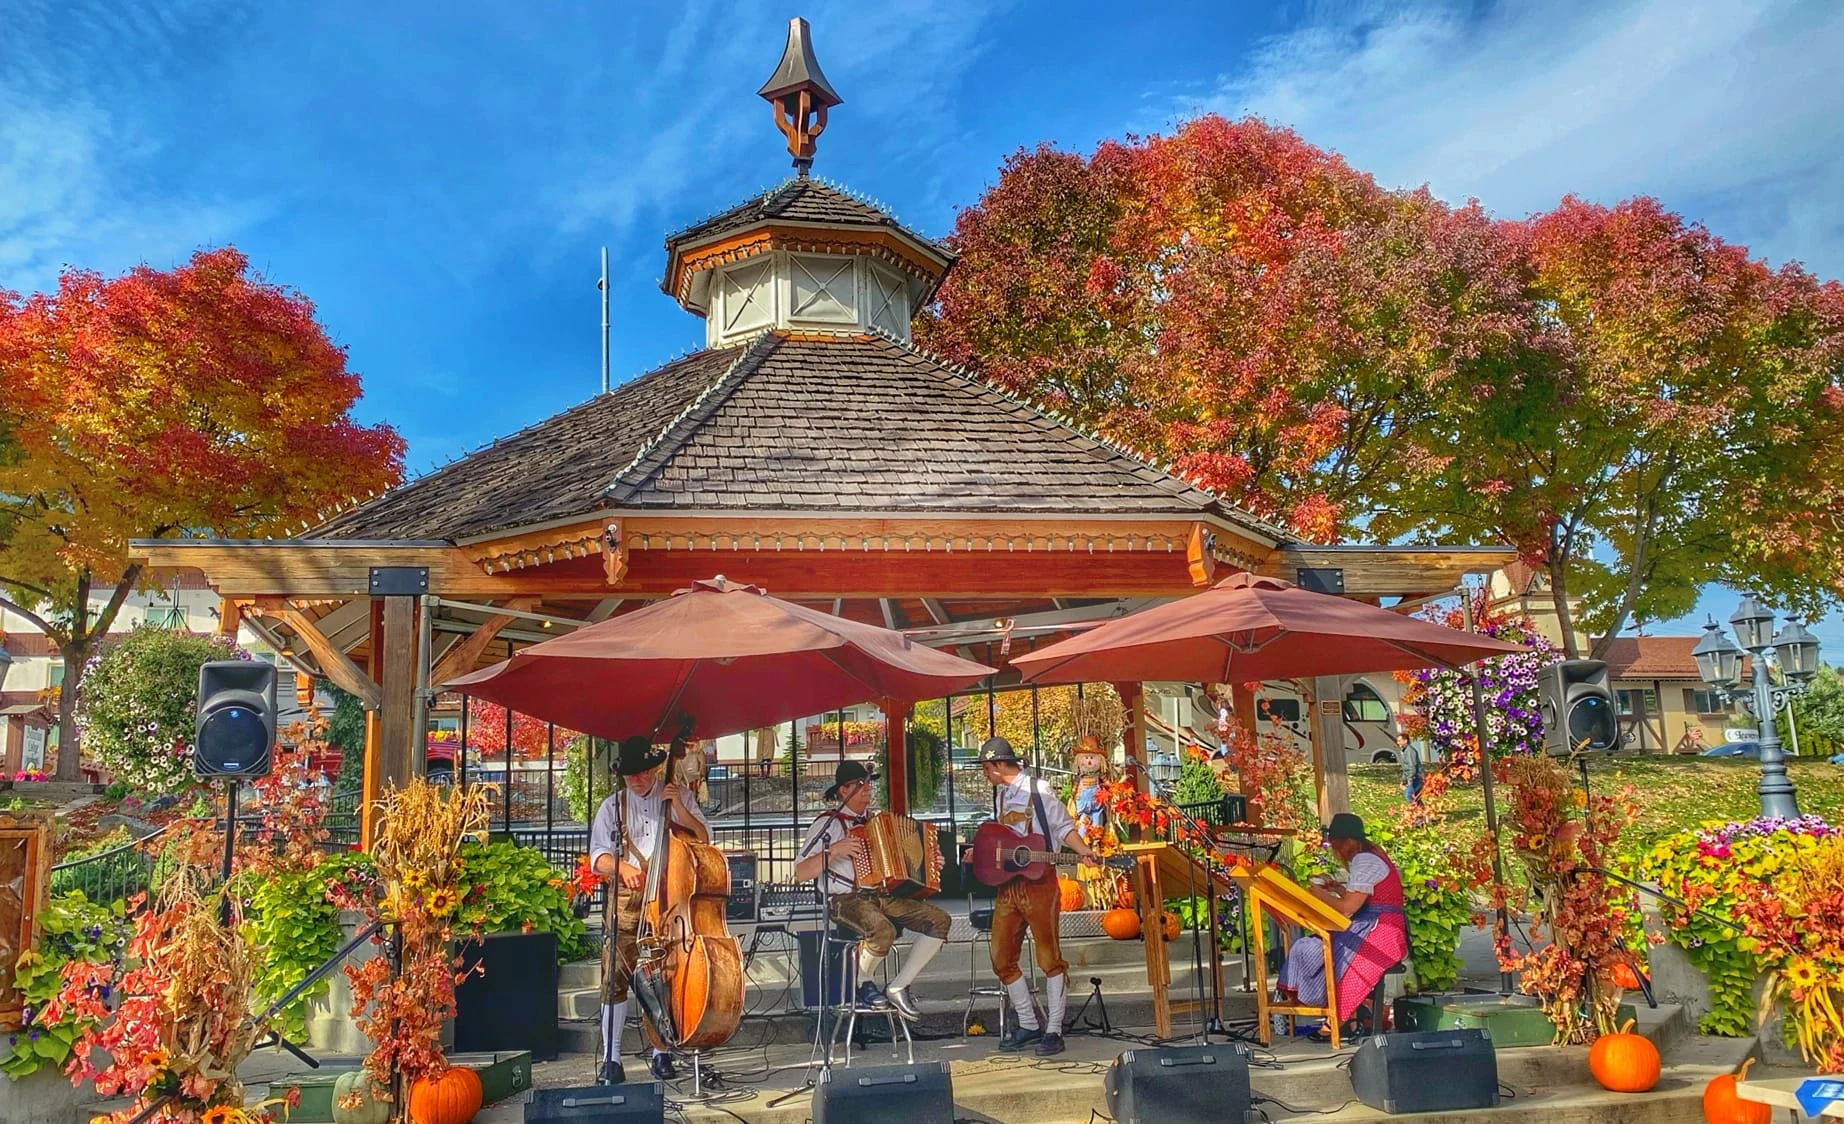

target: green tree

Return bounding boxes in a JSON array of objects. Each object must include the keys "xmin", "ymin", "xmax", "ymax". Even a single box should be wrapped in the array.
[
  {"xmin": 1791, "ymin": 665, "xmax": 1844, "ymax": 754},
  {"xmin": 1384, "ymin": 197, "xmax": 1844, "ymax": 657},
  {"xmin": 323, "ymin": 684, "xmax": 367, "ymax": 803}
]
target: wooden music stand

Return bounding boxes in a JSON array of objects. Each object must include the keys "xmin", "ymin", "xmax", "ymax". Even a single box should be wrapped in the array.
[
  {"xmin": 1118, "ymin": 842, "xmax": 1240, "ymax": 1039},
  {"xmin": 1233, "ymin": 863, "xmax": 1352, "ymax": 1048}
]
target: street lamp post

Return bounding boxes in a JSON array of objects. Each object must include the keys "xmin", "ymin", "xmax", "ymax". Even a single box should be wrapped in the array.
[{"xmin": 1691, "ymin": 597, "xmax": 1817, "ymax": 821}]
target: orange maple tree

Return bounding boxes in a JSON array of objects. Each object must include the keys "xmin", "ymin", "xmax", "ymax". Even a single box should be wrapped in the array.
[{"xmin": 0, "ymin": 248, "xmax": 404, "ymax": 779}]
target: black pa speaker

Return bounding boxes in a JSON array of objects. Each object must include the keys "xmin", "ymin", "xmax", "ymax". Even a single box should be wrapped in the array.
[
  {"xmin": 812, "ymin": 1061, "xmax": 953, "ymax": 1124},
  {"xmin": 523, "ymin": 1082, "xmax": 665, "ymax": 1123},
  {"xmin": 1539, "ymin": 658, "xmax": 1618, "ymax": 756},
  {"xmin": 1349, "ymin": 1028, "xmax": 1499, "ymax": 1114},
  {"xmin": 194, "ymin": 660, "xmax": 277, "ymax": 778},
  {"xmin": 1104, "ymin": 1042, "xmax": 1251, "ymax": 1124},
  {"xmin": 796, "ymin": 927, "xmax": 849, "ymax": 1009},
  {"xmin": 455, "ymin": 929, "xmax": 559, "ymax": 1059}
]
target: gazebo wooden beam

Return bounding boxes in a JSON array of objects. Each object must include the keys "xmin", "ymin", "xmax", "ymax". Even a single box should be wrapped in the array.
[
  {"xmin": 1265, "ymin": 546, "xmax": 1513, "ymax": 595},
  {"xmin": 274, "ymin": 608, "xmax": 382, "ymax": 710}
]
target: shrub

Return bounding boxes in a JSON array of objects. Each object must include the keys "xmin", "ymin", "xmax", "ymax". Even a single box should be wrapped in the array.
[
  {"xmin": 455, "ymin": 839, "xmax": 592, "ymax": 961},
  {"xmin": 76, "ymin": 626, "xmax": 247, "ymax": 796}
]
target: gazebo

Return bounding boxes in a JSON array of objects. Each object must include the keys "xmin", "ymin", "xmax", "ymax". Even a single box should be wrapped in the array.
[{"xmin": 132, "ymin": 19, "xmax": 1509, "ymax": 841}]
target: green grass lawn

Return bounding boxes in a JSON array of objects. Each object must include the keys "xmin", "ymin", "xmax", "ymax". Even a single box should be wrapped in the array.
[{"xmin": 1346, "ymin": 754, "xmax": 1844, "ymax": 852}]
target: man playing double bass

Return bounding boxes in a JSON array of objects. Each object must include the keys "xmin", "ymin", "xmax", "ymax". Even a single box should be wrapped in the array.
[
  {"xmin": 590, "ymin": 734, "xmax": 712, "ymax": 1084},
  {"xmin": 977, "ymin": 736, "xmax": 1100, "ymax": 1057},
  {"xmin": 793, "ymin": 761, "xmax": 952, "ymax": 1021}
]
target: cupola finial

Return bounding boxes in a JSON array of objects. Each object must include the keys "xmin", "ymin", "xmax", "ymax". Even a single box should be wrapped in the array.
[{"xmin": 757, "ymin": 17, "xmax": 842, "ymax": 177}]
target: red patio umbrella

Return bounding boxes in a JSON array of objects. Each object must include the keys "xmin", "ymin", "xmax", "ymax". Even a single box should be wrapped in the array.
[
  {"xmin": 445, "ymin": 576, "xmax": 994, "ymax": 741},
  {"xmin": 1011, "ymin": 573, "xmax": 1523, "ymax": 685}
]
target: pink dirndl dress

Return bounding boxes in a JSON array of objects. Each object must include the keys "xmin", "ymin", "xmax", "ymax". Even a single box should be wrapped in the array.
[{"xmin": 1277, "ymin": 846, "xmax": 1410, "ymax": 1023}]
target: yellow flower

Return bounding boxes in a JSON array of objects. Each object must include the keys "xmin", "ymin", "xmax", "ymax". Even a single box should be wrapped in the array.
[
  {"xmin": 202, "ymin": 1107, "xmax": 242, "ymax": 1124},
  {"xmin": 377, "ymin": 895, "xmax": 398, "ymax": 919},
  {"xmin": 402, "ymin": 870, "xmax": 429, "ymax": 891},
  {"xmin": 1785, "ymin": 958, "xmax": 1823, "ymax": 990},
  {"xmin": 426, "ymin": 887, "xmax": 460, "ymax": 917}
]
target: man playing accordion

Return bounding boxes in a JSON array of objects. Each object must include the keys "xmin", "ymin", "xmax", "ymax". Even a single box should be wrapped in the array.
[{"xmin": 793, "ymin": 760, "xmax": 950, "ymax": 1021}]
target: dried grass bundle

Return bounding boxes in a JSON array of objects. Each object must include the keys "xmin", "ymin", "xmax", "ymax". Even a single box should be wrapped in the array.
[
  {"xmin": 1070, "ymin": 688, "xmax": 1124, "ymax": 750},
  {"xmin": 369, "ymin": 780, "xmax": 494, "ymax": 908}
]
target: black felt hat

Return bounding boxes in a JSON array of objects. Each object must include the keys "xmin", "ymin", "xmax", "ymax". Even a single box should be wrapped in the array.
[
  {"xmin": 976, "ymin": 736, "xmax": 1020, "ymax": 764},
  {"xmin": 615, "ymin": 735, "xmax": 669, "ymax": 776},
  {"xmin": 823, "ymin": 760, "xmax": 878, "ymax": 802},
  {"xmin": 1326, "ymin": 812, "xmax": 1368, "ymax": 842}
]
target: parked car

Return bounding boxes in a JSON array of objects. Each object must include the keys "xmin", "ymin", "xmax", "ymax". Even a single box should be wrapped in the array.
[{"xmin": 1701, "ymin": 740, "xmax": 1762, "ymax": 759}]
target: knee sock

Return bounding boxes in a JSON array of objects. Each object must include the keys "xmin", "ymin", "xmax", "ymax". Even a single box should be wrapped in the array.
[
  {"xmin": 857, "ymin": 945, "xmax": 886, "ymax": 984},
  {"xmin": 889, "ymin": 936, "xmax": 944, "ymax": 990},
  {"xmin": 1044, "ymin": 973, "xmax": 1067, "ymax": 1037},
  {"xmin": 600, "ymin": 1001, "xmax": 626, "ymax": 1062},
  {"xmin": 1005, "ymin": 976, "xmax": 1040, "ymax": 1030}
]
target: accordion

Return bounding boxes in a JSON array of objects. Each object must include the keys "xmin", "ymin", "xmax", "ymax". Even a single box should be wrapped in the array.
[{"xmin": 849, "ymin": 812, "xmax": 942, "ymax": 899}]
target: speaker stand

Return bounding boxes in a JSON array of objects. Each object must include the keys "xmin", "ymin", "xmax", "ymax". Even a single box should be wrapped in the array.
[
  {"xmin": 218, "ymin": 777, "xmax": 239, "ymax": 926},
  {"xmin": 1069, "ymin": 975, "xmax": 1112, "ymax": 1034}
]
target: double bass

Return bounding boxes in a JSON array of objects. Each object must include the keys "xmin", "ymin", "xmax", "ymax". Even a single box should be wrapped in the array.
[{"xmin": 630, "ymin": 717, "xmax": 744, "ymax": 1052}]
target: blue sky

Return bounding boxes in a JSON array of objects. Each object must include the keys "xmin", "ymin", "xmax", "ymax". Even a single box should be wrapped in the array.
[{"xmin": 5, "ymin": 0, "xmax": 1844, "ymax": 650}]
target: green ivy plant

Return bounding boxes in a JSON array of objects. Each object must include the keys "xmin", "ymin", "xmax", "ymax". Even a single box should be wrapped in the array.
[
  {"xmin": 455, "ymin": 840, "xmax": 592, "ymax": 961},
  {"xmin": 1, "ymin": 892, "xmax": 127, "ymax": 1080},
  {"xmin": 244, "ymin": 864, "xmax": 349, "ymax": 1041}
]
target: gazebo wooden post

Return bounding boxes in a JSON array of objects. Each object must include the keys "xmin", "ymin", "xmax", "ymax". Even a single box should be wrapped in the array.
[
  {"xmin": 881, "ymin": 698, "xmax": 911, "ymax": 816},
  {"xmin": 1310, "ymin": 676, "xmax": 1351, "ymax": 818},
  {"xmin": 1114, "ymin": 682, "xmax": 1147, "ymax": 792},
  {"xmin": 362, "ymin": 594, "xmax": 421, "ymax": 849}
]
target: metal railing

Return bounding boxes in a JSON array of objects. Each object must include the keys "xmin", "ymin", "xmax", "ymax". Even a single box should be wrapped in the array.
[{"xmin": 49, "ymin": 822, "xmax": 179, "ymax": 905}]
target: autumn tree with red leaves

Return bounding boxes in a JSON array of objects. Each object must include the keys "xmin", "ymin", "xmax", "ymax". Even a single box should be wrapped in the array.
[
  {"xmin": 919, "ymin": 116, "xmax": 1536, "ymax": 541},
  {"xmin": 0, "ymin": 248, "xmax": 405, "ymax": 779}
]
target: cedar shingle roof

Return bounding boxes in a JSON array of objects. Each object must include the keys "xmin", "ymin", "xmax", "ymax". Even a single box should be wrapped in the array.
[
  {"xmin": 314, "ymin": 348, "xmax": 744, "ymax": 541},
  {"xmin": 1600, "ymin": 636, "xmax": 1704, "ymax": 681},
  {"xmin": 314, "ymin": 331, "xmax": 1291, "ymax": 544},
  {"xmin": 665, "ymin": 179, "xmax": 948, "ymax": 256}
]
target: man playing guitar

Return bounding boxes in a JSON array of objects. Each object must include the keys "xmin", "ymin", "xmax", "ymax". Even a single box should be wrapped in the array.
[
  {"xmin": 977, "ymin": 736, "xmax": 1099, "ymax": 1057},
  {"xmin": 589, "ymin": 733, "xmax": 711, "ymax": 1084},
  {"xmin": 793, "ymin": 760, "xmax": 951, "ymax": 1021}
]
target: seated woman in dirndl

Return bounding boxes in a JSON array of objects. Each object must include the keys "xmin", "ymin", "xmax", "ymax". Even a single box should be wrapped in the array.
[{"xmin": 1277, "ymin": 812, "xmax": 1410, "ymax": 1037}]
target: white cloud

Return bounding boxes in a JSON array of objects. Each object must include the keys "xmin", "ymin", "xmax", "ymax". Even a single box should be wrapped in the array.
[
  {"xmin": 1178, "ymin": 0, "xmax": 1844, "ymax": 278},
  {"xmin": 0, "ymin": 0, "xmax": 264, "ymax": 292}
]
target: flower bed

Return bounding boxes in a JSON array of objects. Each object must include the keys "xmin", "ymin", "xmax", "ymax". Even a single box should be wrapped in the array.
[{"xmin": 1629, "ymin": 814, "xmax": 1842, "ymax": 1070}]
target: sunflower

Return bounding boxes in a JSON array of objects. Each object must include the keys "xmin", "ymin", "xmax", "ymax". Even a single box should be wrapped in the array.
[
  {"xmin": 1785, "ymin": 958, "xmax": 1823, "ymax": 990},
  {"xmin": 140, "ymin": 1046, "xmax": 170, "ymax": 1072},
  {"xmin": 426, "ymin": 887, "xmax": 460, "ymax": 917},
  {"xmin": 402, "ymin": 870, "xmax": 430, "ymax": 891},
  {"xmin": 202, "ymin": 1106, "xmax": 243, "ymax": 1124}
]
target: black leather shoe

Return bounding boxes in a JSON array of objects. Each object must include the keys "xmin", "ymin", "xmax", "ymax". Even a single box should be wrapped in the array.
[
  {"xmin": 1034, "ymin": 1032, "xmax": 1066, "ymax": 1056},
  {"xmin": 856, "ymin": 981, "xmax": 890, "ymax": 1010},
  {"xmin": 649, "ymin": 1052, "xmax": 678, "ymax": 1080},
  {"xmin": 597, "ymin": 1060, "xmax": 626, "ymax": 1085},
  {"xmin": 996, "ymin": 1026, "xmax": 1044, "ymax": 1053}
]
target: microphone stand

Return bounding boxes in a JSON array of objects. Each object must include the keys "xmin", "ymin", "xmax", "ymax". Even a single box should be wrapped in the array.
[{"xmin": 1134, "ymin": 763, "xmax": 1246, "ymax": 1045}]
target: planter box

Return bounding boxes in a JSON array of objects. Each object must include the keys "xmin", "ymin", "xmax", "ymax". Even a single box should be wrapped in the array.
[
  {"xmin": 273, "ymin": 1052, "xmax": 532, "ymax": 1123},
  {"xmin": 1394, "ymin": 991, "xmax": 1638, "ymax": 1047},
  {"xmin": 454, "ymin": 930, "xmax": 558, "ymax": 1059},
  {"xmin": 9, "ymin": 782, "xmax": 104, "ymax": 801}
]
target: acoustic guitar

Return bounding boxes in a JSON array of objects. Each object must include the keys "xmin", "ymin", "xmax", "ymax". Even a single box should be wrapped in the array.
[{"xmin": 970, "ymin": 821, "xmax": 1134, "ymax": 887}]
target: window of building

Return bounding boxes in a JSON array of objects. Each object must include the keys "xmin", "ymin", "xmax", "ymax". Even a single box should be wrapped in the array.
[
  {"xmin": 1342, "ymin": 682, "xmax": 1391, "ymax": 724},
  {"xmin": 1616, "ymin": 688, "xmax": 1659, "ymax": 716},
  {"xmin": 1687, "ymin": 688, "xmax": 1726, "ymax": 715}
]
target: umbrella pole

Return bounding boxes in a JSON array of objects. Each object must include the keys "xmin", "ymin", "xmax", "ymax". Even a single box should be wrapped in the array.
[{"xmin": 1461, "ymin": 589, "xmax": 1515, "ymax": 997}]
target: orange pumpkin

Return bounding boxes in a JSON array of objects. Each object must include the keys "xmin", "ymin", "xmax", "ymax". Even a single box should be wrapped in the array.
[
  {"xmin": 1101, "ymin": 907, "xmax": 1141, "ymax": 940},
  {"xmin": 409, "ymin": 1065, "xmax": 483, "ymax": 1124},
  {"xmin": 1162, "ymin": 910, "xmax": 1181, "ymax": 941},
  {"xmin": 1610, "ymin": 960, "xmax": 1644, "ymax": 991},
  {"xmin": 1702, "ymin": 1058, "xmax": 1770, "ymax": 1124},
  {"xmin": 1058, "ymin": 876, "xmax": 1085, "ymax": 913},
  {"xmin": 1588, "ymin": 1020, "xmax": 1660, "ymax": 1093}
]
